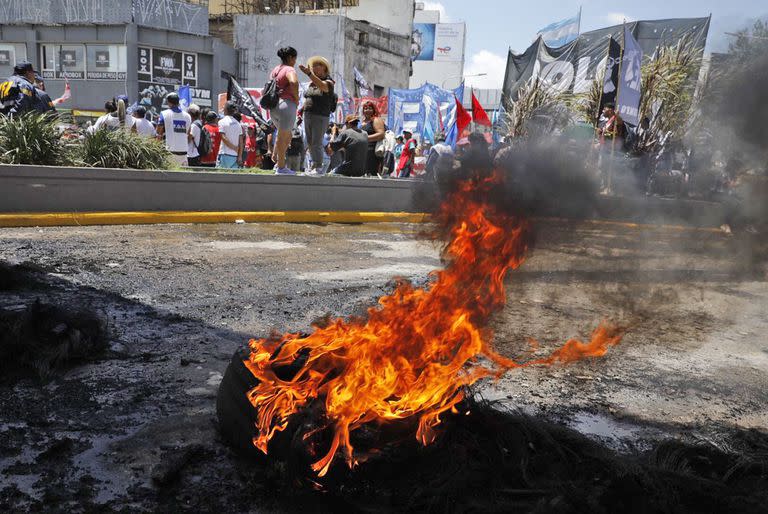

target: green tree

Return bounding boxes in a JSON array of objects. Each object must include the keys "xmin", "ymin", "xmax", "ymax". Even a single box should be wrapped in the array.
[{"xmin": 728, "ymin": 19, "xmax": 768, "ymax": 65}]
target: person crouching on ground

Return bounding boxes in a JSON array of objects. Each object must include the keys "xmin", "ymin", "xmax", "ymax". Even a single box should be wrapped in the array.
[
  {"xmin": 156, "ymin": 92, "xmax": 192, "ymax": 167},
  {"xmin": 269, "ymin": 47, "xmax": 300, "ymax": 175},
  {"xmin": 299, "ymin": 55, "xmax": 335, "ymax": 176},
  {"xmin": 217, "ymin": 101, "xmax": 244, "ymax": 169},
  {"xmin": 329, "ymin": 114, "xmax": 368, "ymax": 177}
]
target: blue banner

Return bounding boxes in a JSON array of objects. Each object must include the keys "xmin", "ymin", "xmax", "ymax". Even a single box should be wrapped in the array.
[
  {"xmin": 387, "ymin": 82, "xmax": 465, "ymax": 141},
  {"xmin": 617, "ymin": 25, "xmax": 643, "ymax": 126}
]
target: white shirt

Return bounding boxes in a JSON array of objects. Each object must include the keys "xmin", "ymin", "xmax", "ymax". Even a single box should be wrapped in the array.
[
  {"xmin": 218, "ymin": 116, "xmax": 242, "ymax": 157},
  {"xmin": 159, "ymin": 107, "xmax": 192, "ymax": 153},
  {"xmin": 89, "ymin": 113, "xmax": 121, "ymax": 134},
  {"xmin": 188, "ymin": 121, "xmax": 201, "ymax": 158},
  {"xmin": 129, "ymin": 117, "xmax": 156, "ymax": 138}
]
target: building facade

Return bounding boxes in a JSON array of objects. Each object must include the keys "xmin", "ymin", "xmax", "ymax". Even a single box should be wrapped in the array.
[
  {"xmin": 408, "ymin": 2, "xmax": 466, "ymax": 90},
  {"xmin": 234, "ymin": 13, "xmax": 411, "ymax": 95},
  {"xmin": 0, "ymin": 0, "xmax": 237, "ymax": 115}
]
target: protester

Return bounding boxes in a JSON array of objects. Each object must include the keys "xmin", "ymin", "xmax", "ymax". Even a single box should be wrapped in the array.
[
  {"xmin": 459, "ymin": 132, "xmax": 493, "ymax": 170},
  {"xmin": 393, "ymin": 136, "xmax": 404, "ymax": 163},
  {"xmin": 286, "ymin": 126, "xmax": 305, "ymax": 173},
  {"xmin": 362, "ymin": 101, "xmax": 386, "ymax": 175},
  {"xmin": 396, "ymin": 130, "xmax": 417, "ymax": 178},
  {"xmin": 326, "ymin": 123, "xmax": 343, "ymax": 172},
  {"xmin": 269, "ymin": 47, "xmax": 300, "ymax": 174},
  {"xmin": 232, "ymin": 112, "xmax": 247, "ymax": 165},
  {"xmin": 217, "ymin": 101, "xmax": 243, "ymax": 169},
  {"xmin": 186, "ymin": 104, "xmax": 203, "ymax": 167},
  {"xmin": 329, "ymin": 114, "xmax": 368, "ymax": 177},
  {"xmin": 32, "ymin": 75, "xmax": 56, "ymax": 114},
  {"xmin": 425, "ymin": 133, "xmax": 455, "ymax": 179},
  {"xmin": 244, "ymin": 125, "xmax": 259, "ymax": 168},
  {"xmin": 299, "ymin": 56, "xmax": 335, "ymax": 175},
  {"xmin": 129, "ymin": 107, "xmax": 156, "ymax": 138},
  {"xmin": 156, "ymin": 92, "xmax": 192, "ymax": 167},
  {"xmin": 598, "ymin": 103, "xmax": 626, "ymax": 145},
  {"xmin": 0, "ymin": 61, "xmax": 40, "ymax": 116},
  {"xmin": 199, "ymin": 111, "xmax": 221, "ymax": 168},
  {"xmin": 381, "ymin": 130, "xmax": 397, "ymax": 176},
  {"xmin": 256, "ymin": 122, "xmax": 274, "ymax": 170},
  {"xmin": 90, "ymin": 100, "xmax": 121, "ymax": 133}
]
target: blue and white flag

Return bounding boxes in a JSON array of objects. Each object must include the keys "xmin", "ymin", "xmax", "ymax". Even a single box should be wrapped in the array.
[
  {"xmin": 178, "ymin": 85, "xmax": 191, "ymax": 111},
  {"xmin": 353, "ymin": 66, "xmax": 372, "ymax": 97},
  {"xmin": 537, "ymin": 11, "xmax": 581, "ymax": 48},
  {"xmin": 617, "ymin": 25, "xmax": 643, "ymax": 126}
]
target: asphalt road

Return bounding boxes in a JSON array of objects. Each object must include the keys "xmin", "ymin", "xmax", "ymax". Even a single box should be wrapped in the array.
[{"xmin": 1, "ymin": 220, "xmax": 766, "ymax": 512}]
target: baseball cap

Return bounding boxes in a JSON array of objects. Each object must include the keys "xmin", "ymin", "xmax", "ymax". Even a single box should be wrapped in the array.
[
  {"xmin": 345, "ymin": 114, "xmax": 360, "ymax": 124},
  {"xmin": 14, "ymin": 60, "xmax": 35, "ymax": 74}
]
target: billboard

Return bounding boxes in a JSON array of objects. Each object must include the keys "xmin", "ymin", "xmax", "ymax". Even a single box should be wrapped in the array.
[
  {"xmin": 412, "ymin": 23, "xmax": 436, "ymax": 61},
  {"xmin": 412, "ymin": 23, "xmax": 465, "ymax": 62},
  {"xmin": 434, "ymin": 23, "xmax": 465, "ymax": 62}
]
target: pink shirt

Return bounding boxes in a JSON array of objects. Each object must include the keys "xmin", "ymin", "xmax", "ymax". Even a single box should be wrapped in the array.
[{"xmin": 271, "ymin": 64, "xmax": 298, "ymax": 104}]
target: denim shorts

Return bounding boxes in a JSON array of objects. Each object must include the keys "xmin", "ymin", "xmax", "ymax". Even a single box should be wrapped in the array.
[
  {"xmin": 270, "ymin": 99, "xmax": 298, "ymax": 131},
  {"xmin": 217, "ymin": 154, "xmax": 239, "ymax": 169}
]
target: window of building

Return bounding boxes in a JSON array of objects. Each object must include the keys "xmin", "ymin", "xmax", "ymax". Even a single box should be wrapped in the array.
[
  {"xmin": 58, "ymin": 45, "xmax": 86, "ymax": 80},
  {"xmin": 40, "ymin": 44, "xmax": 126, "ymax": 80},
  {"xmin": 0, "ymin": 44, "xmax": 27, "ymax": 78},
  {"xmin": 374, "ymin": 85, "xmax": 384, "ymax": 98},
  {"xmin": 238, "ymin": 48, "xmax": 249, "ymax": 86},
  {"xmin": 358, "ymin": 32, "xmax": 369, "ymax": 46},
  {"xmin": 86, "ymin": 45, "xmax": 127, "ymax": 80}
]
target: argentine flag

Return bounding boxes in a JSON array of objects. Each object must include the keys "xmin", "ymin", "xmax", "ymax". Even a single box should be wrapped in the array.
[{"xmin": 537, "ymin": 11, "xmax": 581, "ymax": 48}]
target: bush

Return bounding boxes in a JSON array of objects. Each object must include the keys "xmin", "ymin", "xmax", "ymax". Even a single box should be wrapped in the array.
[
  {"xmin": 0, "ymin": 112, "xmax": 71, "ymax": 166},
  {"xmin": 77, "ymin": 129, "xmax": 171, "ymax": 170}
]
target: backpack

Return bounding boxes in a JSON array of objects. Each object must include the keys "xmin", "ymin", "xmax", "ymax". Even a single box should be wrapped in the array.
[
  {"xmin": 195, "ymin": 120, "xmax": 212, "ymax": 157},
  {"xmin": 260, "ymin": 78, "xmax": 280, "ymax": 110}
]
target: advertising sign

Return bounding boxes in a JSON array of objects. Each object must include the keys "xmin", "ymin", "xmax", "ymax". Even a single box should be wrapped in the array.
[
  {"xmin": 412, "ymin": 23, "xmax": 436, "ymax": 61},
  {"xmin": 138, "ymin": 47, "xmax": 152, "ymax": 80},
  {"xmin": 60, "ymin": 50, "xmax": 77, "ymax": 67},
  {"xmin": 151, "ymin": 48, "xmax": 182, "ymax": 85},
  {"xmin": 434, "ymin": 23, "xmax": 465, "ymax": 62},
  {"xmin": 87, "ymin": 71, "xmax": 127, "ymax": 80},
  {"xmin": 0, "ymin": 50, "xmax": 10, "ymax": 66},
  {"xmin": 95, "ymin": 51, "xmax": 110, "ymax": 68}
]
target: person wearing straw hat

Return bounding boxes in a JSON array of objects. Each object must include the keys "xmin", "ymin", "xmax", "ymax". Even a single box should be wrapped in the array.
[{"xmin": 299, "ymin": 55, "xmax": 336, "ymax": 175}]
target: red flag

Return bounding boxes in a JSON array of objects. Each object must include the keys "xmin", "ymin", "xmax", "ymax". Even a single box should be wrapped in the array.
[
  {"xmin": 455, "ymin": 94, "xmax": 472, "ymax": 137},
  {"xmin": 471, "ymin": 90, "xmax": 492, "ymax": 127}
]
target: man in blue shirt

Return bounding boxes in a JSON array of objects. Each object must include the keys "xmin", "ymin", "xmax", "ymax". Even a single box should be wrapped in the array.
[{"xmin": 0, "ymin": 61, "xmax": 41, "ymax": 116}]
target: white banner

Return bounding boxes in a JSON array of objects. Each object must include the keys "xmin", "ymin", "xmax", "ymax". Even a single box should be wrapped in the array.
[{"xmin": 434, "ymin": 23, "xmax": 465, "ymax": 62}]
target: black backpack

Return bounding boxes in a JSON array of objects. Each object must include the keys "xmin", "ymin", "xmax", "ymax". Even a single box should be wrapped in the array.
[
  {"xmin": 260, "ymin": 78, "xmax": 280, "ymax": 110},
  {"xmin": 195, "ymin": 120, "xmax": 212, "ymax": 157}
]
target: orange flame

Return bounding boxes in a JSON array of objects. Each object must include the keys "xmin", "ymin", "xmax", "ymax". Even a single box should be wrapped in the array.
[{"xmin": 244, "ymin": 173, "xmax": 623, "ymax": 477}]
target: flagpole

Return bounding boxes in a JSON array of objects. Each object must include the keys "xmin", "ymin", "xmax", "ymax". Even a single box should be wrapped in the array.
[
  {"xmin": 577, "ymin": 6, "xmax": 582, "ymax": 35},
  {"xmin": 607, "ymin": 22, "xmax": 627, "ymax": 195}
]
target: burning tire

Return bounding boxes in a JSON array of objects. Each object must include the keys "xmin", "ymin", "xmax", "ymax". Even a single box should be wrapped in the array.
[{"xmin": 216, "ymin": 349, "xmax": 263, "ymax": 459}]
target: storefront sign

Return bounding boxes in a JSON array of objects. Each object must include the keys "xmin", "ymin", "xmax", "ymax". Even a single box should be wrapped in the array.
[
  {"xmin": 0, "ymin": 51, "xmax": 10, "ymax": 66},
  {"xmin": 87, "ymin": 71, "xmax": 127, "ymax": 80}
]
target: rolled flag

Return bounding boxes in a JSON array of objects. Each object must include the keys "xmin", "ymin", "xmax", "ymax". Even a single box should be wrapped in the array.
[
  {"xmin": 178, "ymin": 85, "xmax": 191, "ymax": 111},
  {"xmin": 52, "ymin": 80, "xmax": 71, "ymax": 106},
  {"xmin": 353, "ymin": 66, "xmax": 372, "ymax": 97},
  {"xmin": 227, "ymin": 75, "xmax": 268, "ymax": 126}
]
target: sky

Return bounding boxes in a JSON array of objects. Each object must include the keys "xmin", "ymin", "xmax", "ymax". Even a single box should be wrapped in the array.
[{"xmin": 421, "ymin": 0, "xmax": 768, "ymax": 89}]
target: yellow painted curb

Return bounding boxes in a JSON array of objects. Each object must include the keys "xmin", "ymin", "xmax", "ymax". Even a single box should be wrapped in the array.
[
  {"xmin": 0, "ymin": 212, "xmax": 724, "ymax": 234},
  {"xmin": 0, "ymin": 211, "xmax": 430, "ymax": 227}
]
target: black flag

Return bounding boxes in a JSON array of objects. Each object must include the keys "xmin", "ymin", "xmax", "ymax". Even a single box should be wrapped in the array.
[
  {"xmin": 226, "ymin": 75, "xmax": 269, "ymax": 126},
  {"xmin": 599, "ymin": 37, "xmax": 622, "ymax": 115}
]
